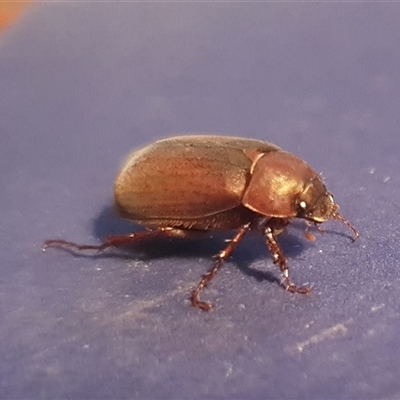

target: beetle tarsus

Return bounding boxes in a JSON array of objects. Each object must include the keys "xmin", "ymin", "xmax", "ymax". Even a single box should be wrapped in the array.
[
  {"xmin": 42, "ymin": 237, "xmax": 128, "ymax": 253},
  {"xmin": 191, "ymin": 297, "xmax": 214, "ymax": 312},
  {"xmin": 191, "ymin": 269, "xmax": 218, "ymax": 311},
  {"xmin": 43, "ymin": 229, "xmax": 188, "ymax": 254},
  {"xmin": 42, "ymin": 239, "xmax": 107, "ymax": 252},
  {"xmin": 282, "ymin": 280, "xmax": 312, "ymax": 294},
  {"xmin": 190, "ymin": 223, "xmax": 251, "ymax": 310},
  {"xmin": 264, "ymin": 223, "xmax": 311, "ymax": 294}
]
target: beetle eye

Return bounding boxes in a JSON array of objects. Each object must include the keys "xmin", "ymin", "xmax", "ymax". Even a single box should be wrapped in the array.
[{"xmin": 296, "ymin": 200, "xmax": 309, "ymax": 218}]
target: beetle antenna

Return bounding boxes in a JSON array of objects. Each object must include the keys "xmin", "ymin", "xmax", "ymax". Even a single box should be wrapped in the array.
[{"xmin": 333, "ymin": 212, "xmax": 359, "ymax": 242}]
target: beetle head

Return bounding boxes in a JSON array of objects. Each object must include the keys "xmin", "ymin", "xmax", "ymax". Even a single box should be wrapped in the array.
[
  {"xmin": 296, "ymin": 177, "xmax": 359, "ymax": 241},
  {"xmin": 296, "ymin": 177, "xmax": 336, "ymax": 222}
]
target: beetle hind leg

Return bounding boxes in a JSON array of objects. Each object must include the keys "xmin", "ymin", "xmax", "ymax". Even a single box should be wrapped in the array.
[
  {"xmin": 264, "ymin": 226, "xmax": 312, "ymax": 295},
  {"xmin": 43, "ymin": 228, "xmax": 193, "ymax": 253},
  {"xmin": 190, "ymin": 223, "xmax": 251, "ymax": 311}
]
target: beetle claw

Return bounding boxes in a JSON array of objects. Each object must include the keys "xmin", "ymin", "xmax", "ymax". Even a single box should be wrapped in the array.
[
  {"xmin": 190, "ymin": 291, "xmax": 214, "ymax": 311},
  {"xmin": 195, "ymin": 300, "xmax": 214, "ymax": 312},
  {"xmin": 282, "ymin": 279, "xmax": 312, "ymax": 295}
]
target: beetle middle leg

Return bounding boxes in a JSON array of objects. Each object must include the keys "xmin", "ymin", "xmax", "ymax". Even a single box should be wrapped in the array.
[
  {"xmin": 263, "ymin": 219, "xmax": 311, "ymax": 295},
  {"xmin": 191, "ymin": 223, "xmax": 252, "ymax": 311}
]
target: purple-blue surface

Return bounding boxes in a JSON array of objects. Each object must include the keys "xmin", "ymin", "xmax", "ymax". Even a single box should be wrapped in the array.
[{"xmin": 1, "ymin": 4, "xmax": 400, "ymax": 399}]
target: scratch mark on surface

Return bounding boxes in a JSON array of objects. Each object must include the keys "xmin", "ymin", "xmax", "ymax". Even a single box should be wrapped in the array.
[
  {"xmin": 286, "ymin": 320, "xmax": 352, "ymax": 354},
  {"xmin": 114, "ymin": 287, "xmax": 188, "ymax": 322}
]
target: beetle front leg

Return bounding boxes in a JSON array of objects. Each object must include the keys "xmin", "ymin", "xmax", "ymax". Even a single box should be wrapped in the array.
[
  {"xmin": 191, "ymin": 223, "xmax": 251, "ymax": 311},
  {"xmin": 264, "ymin": 226, "xmax": 311, "ymax": 295}
]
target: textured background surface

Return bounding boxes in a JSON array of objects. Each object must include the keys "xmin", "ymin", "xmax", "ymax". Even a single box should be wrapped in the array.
[{"xmin": 1, "ymin": 3, "xmax": 400, "ymax": 399}]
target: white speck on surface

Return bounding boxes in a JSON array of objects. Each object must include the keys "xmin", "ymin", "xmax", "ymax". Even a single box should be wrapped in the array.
[
  {"xmin": 225, "ymin": 362, "xmax": 233, "ymax": 378},
  {"xmin": 371, "ymin": 304, "xmax": 385, "ymax": 313}
]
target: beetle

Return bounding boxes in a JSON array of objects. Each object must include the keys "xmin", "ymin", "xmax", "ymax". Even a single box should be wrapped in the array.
[{"xmin": 44, "ymin": 135, "xmax": 359, "ymax": 311}]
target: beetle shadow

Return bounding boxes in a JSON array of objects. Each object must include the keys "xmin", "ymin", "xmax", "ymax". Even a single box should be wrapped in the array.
[{"xmin": 75, "ymin": 207, "xmax": 317, "ymax": 286}]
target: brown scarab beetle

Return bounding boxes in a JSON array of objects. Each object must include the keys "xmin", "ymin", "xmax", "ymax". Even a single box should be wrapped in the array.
[{"xmin": 44, "ymin": 135, "xmax": 359, "ymax": 311}]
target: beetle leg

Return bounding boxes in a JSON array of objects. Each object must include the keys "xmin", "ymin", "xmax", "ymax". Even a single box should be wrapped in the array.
[
  {"xmin": 264, "ymin": 226, "xmax": 311, "ymax": 295},
  {"xmin": 43, "ymin": 228, "xmax": 187, "ymax": 253},
  {"xmin": 190, "ymin": 223, "xmax": 251, "ymax": 311},
  {"xmin": 304, "ymin": 221, "xmax": 317, "ymax": 242},
  {"xmin": 304, "ymin": 221, "xmax": 326, "ymax": 242},
  {"xmin": 314, "ymin": 222, "xmax": 325, "ymax": 234}
]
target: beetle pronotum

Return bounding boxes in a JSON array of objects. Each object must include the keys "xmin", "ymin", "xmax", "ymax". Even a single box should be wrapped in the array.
[{"xmin": 44, "ymin": 135, "xmax": 359, "ymax": 311}]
